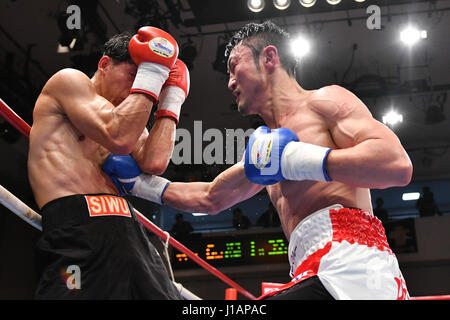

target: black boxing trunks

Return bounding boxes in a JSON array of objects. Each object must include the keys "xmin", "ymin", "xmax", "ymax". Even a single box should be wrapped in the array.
[{"xmin": 34, "ymin": 194, "xmax": 182, "ymax": 300}]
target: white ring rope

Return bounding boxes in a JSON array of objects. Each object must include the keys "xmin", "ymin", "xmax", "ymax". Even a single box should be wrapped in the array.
[
  {"xmin": 0, "ymin": 184, "xmax": 42, "ymax": 231},
  {"xmin": 162, "ymin": 231, "xmax": 175, "ymax": 282}
]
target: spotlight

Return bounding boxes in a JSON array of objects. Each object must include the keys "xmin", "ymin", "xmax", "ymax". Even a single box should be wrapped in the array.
[
  {"xmin": 327, "ymin": 0, "xmax": 342, "ymax": 5},
  {"xmin": 248, "ymin": 0, "xmax": 265, "ymax": 13},
  {"xmin": 192, "ymin": 213, "xmax": 208, "ymax": 217},
  {"xmin": 382, "ymin": 110, "xmax": 403, "ymax": 126},
  {"xmin": 57, "ymin": 36, "xmax": 82, "ymax": 53},
  {"xmin": 402, "ymin": 192, "xmax": 420, "ymax": 201},
  {"xmin": 273, "ymin": 0, "xmax": 290, "ymax": 10},
  {"xmin": 299, "ymin": 0, "xmax": 316, "ymax": 7},
  {"xmin": 400, "ymin": 26, "xmax": 427, "ymax": 46},
  {"xmin": 57, "ymin": 43, "xmax": 70, "ymax": 54},
  {"xmin": 354, "ymin": 0, "xmax": 366, "ymax": 2},
  {"xmin": 290, "ymin": 35, "xmax": 310, "ymax": 59}
]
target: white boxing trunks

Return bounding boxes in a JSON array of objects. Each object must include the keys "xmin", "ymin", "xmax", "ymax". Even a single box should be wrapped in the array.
[{"xmin": 260, "ymin": 204, "xmax": 409, "ymax": 300}]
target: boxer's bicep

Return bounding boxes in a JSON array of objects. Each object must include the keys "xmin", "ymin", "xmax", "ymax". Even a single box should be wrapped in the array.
[
  {"xmin": 312, "ymin": 85, "xmax": 396, "ymax": 147},
  {"xmin": 314, "ymin": 86, "xmax": 412, "ymax": 188},
  {"xmin": 49, "ymin": 69, "xmax": 152, "ymax": 154},
  {"xmin": 330, "ymin": 105, "xmax": 387, "ymax": 147},
  {"xmin": 48, "ymin": 69, "xmax": 121, "ymax": 148}
]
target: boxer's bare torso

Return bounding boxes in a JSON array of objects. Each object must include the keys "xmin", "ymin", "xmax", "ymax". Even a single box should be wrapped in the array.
[
  {"xmin": 28, "ymin": 63, "xmax": 159, "ymax": 209},
  {"xmin": 264, "ymin": 90, "xmax": 372, "ymax": 239},
  {"xmin": 163, "ymin": 43, "xmax": 411, "ymax": 241},
  {"xmin": 28, "ymin": 88, "xmax": 118, "ymax": 209},
  {"xmin": 164, "ymin": 86, "xmax": 374, "ymax": 239}
]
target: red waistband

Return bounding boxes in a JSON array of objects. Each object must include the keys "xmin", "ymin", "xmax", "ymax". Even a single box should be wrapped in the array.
[
  {"xmin": 329, "ymin": 207, "xmax": 391, "ymax": 253},
  {"xmin": 291, "ymin": 208, "xmax": 392, "ymax": 280}
]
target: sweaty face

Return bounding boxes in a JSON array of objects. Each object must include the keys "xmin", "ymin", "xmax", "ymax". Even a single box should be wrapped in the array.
[
  {"xmin": 103, "ymin": 61, "xmax": 137, "ymax": 106},
  {"xmin": 227, "ymin": 44, "xmax": 265, "ymax": 115}
]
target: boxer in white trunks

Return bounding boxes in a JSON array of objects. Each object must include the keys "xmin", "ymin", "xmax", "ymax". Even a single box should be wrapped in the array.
[{"xmin": 103, "ymin": 21, "xmax": 413, "ymax": 300}]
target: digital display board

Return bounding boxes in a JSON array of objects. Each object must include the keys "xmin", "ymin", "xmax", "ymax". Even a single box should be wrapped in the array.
[{"xmin": 172, "ymin": 232, "xmax": 289, "ymax": 270}]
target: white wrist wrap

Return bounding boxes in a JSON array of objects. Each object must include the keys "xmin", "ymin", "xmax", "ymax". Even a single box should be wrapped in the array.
[
  {"xmin": 131, "ymin": 174, "xmax": 171, "ymax": 205},
  {"xmin": 281, "ymin": 141, "xmax": 332, "ymax": 182},
  {"xmin": 157, "ymin": 86, "xmax": 185, "ymax": 119},
  {"xmin": 131, "ymin": 62, "xmax": 170, "ymax": 99}
]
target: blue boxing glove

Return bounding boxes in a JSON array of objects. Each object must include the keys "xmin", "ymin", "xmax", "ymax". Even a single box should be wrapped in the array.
[
  {"xmin": 244, "ymin": 126, "xmax": 299, "ymax": 185},
  {"xmin": 244, "ymin": 126, "xmax": 332, "ymax": 185},
  {"xmin": 103, "ymin": 154, "xmax": 142, "ymax": 195},
  {"xmin": 102, "ymin": 154, "xmax": 171, "ymax": 204}
]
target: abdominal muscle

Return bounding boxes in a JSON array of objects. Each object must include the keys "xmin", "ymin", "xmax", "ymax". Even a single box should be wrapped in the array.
[
  {"xmin": 28, "ymin": 110, "xmax": 117, "ymax": 209},
  {"xmin": 267, "ymin": 180, "xmax": 373, "ymax": 241}
]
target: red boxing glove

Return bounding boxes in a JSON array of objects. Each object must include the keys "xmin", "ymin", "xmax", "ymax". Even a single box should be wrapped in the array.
[
  {"xmin": 155, "ymin": 59, "xmax": 190, "ymax": 125},
  {"xmin": 129, "ymin": 26, "xmax": 179, "ymax": 102}
]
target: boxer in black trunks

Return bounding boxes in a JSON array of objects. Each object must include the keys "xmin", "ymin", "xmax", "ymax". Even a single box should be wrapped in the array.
[{"xmin": 28, "ymin": 27, "xmax": 189, "ymax": 299}]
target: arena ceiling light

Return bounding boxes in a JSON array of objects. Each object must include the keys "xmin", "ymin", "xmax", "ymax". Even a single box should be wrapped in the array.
[
  {"xmin": 57, "ymin": 37, "xmax": 77, "ymax": 53},
  {"xmin": 402, "ymin": 192, "xmax": 420, "ymax": 201},
  {"xmin": 382, "ymin": 110, "xmax": 403, "ymax": 126},
  {"xmin": 354, "ymin": 0, "xmax": 366, "ymax": 2},
  {"xmin": 273, "ymin": 0, "xmax": 290, "ymax": 10},
  {"xmin": 400, "ymin": 26, "xmax": 427, "ymax": 46},
  {"xmin": 192, "ymin": 213, "xmax": 208, "ymax": 216},
  {"xmin": 327, "ymin": 0, "xmax": 342, "ymax": 5},
  {"xmin": 248, "ymin": 0, "xmax": 265, "ymax": 12},
  {"xmin": 299, "ymin": 0, "xmax": 316, "ymax": 7},
  {"xmin": 290, "ymin": 35, "xmax": 311, "ymax": 59}
]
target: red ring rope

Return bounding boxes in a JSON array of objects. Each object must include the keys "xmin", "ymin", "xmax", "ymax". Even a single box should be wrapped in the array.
[
  {"xmin": 411, "ymin": 295, "xmax": 450, "ymax": 300},
  {"xmin": 0, "ymin": 97, "xmax": 256, "ymax": 300},
  {"xmin": 0, "ymin": 98, "xmax": 30, "ymax": 138}
]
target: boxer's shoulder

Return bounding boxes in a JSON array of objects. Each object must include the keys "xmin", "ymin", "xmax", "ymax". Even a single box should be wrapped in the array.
[
  {"xmin": 36, "ymin": 68, "xmax": 94, "ymax": 117},
  {"xmin": 307, "ymin": 85, "xmax": 364, "ymax": 121},
  {"xmin": 45, "ymin": 68, "xmax": 93, "ymax": 94},
  {"xmin": 313, "ymin": 84, "xmax": 354, "ymax": 99},
  {"xmin": 43, "ymin": 68, "xmax": 96, "ymax": 110}
]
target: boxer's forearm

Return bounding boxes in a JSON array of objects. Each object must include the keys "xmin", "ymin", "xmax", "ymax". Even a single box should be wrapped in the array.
[
  {"xmin": 163, "ymin": 182, "xmax": 217, "ymax": 214},
  {"xmin": 135, "ymin": 117, "xmax": 176, "ymax": 175},
  {"xmin": 326, "ymin": 138, "xmax": 412, "ymax": 189},
  {"xmin": 50, "ymin": 69, "xmax": 154, "ymax": 155},
  {"xmin": 163, "ymin": 162, "xmax": 264, "ymax": 214},
  {"xmin": 105, "ymin": 93, "xmax": 154, "ymax": 154}
]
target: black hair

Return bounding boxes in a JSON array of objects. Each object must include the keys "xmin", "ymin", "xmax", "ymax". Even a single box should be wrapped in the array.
[
  {"xmin": 102, "ymin": 32, "xmax": 133, "ymax": 64},
  {"xmin": 225, "ymin": 21, "xmax": 297, "ymax": 77}
]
